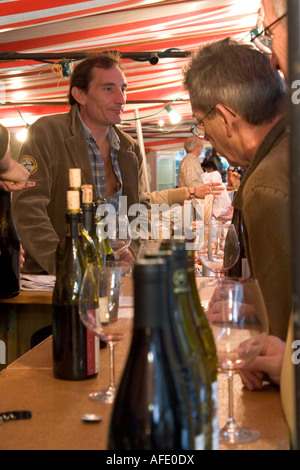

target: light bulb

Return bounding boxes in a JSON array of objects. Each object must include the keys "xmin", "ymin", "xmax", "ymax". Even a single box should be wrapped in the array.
[
  {"xmin": 166, "ymin": 104, "xmax": 181, "ymax": 124},
  {"xmin": 16, "ymin": 127, "xmax": 28, "ymax": 142}
]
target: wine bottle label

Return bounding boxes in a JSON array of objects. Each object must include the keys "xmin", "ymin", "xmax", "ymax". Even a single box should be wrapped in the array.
[
  {"xmin": 67, "ymin": 190, "xmax": 80, "ymax": 211},
  {"xmin": 82, "ymin": 185, "xmax": 93, "ymax": 204},
  {"xmin": 69, "ymin": 168, "xmax": 81, "ymax": 188},
  {"xmin": 211, "ymin": 380, "xmax": 219, "ymax": 450},
  {"xmin": 194, "ymin": 433, "xmax": 205, "ymax": 450}
]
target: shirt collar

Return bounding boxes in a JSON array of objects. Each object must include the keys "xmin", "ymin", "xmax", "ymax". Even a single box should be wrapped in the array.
[{"xmin": 77, "ymin": 108, "xmax": 120, "ymax": 150}]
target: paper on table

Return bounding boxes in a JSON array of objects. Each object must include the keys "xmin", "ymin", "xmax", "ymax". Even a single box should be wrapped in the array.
[
  {"xmin": 20, "ymin": 274, "xmax": 56, "ymax": 291},
  {"xmin": 118, "ymin": 307, "xmax": 134, "ymax": 318}
]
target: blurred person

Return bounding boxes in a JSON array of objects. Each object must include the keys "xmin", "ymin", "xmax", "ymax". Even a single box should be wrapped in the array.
[
  {"xmin": 183, "ymin": 37, "xmax": 290, "ymax": 342},
  {"xmin": 0, "ymin": 124, "xmax": 29, "ymax": 191},
  {"xmin": 177, "ymin": 135, "xmax": 204, "ymax": 187}
]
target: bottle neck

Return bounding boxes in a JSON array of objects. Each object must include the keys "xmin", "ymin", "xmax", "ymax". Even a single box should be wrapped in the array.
[
  {"xmin": 134, "ymin": 260, "xmax": 168, "ymax": 329},
  {"xmin": 81, "ymin": 204, "xmax": 94, "ymax": 233},
  {"xmin": 65, "ymin": 212, "xmax": 82, "ymax": 239}
]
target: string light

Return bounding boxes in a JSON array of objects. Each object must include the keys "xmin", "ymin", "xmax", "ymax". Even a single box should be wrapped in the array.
[{"xmin": 165, "ymin": 104, "xmax": 181, "ymax": 124}]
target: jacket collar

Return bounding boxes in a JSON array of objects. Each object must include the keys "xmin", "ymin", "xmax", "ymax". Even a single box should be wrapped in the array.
[{"xmin": 233, "ymin": 115, "xmax": 288, "ymax": 209}]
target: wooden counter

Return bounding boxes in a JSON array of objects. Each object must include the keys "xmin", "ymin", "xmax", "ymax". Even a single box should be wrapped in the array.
[{"xmin": 0, "ymin": 329, "xmax": 290, "ymax": 450}]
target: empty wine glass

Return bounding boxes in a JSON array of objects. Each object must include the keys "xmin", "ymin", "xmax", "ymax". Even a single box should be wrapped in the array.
[
  {"xmin": 79, "ymin": 262, "xmax": 132, "ymax": 403},
  {"xmin": 107, "ymin": 213, "xmax": 132, "ymax": 260},
  {"xmin": 205, "ymin": 279, "xmax": 269, "ymax": 443},
  {"xmin": 198, "ymin": 221, "xmax": 240, "ymax": 281}
]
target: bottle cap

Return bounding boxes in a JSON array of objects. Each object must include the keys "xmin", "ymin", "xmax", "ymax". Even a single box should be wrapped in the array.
[
  {"xmin": 67, "ymin": 190, "xmax": 80, "ymax": 211},
  {"xmin": 82, "ymin": 185, "xmax": 93, "ymax": 204},
  {"xmin": 69, "ymin": 168, "xmax": 81, "ymax": 188}
]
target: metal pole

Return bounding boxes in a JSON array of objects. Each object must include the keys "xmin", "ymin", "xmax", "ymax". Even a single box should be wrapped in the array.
[
  {"xmin": 134, "ymin": 109, "xmax": 151, "ymax": 193},
  {"xmin": 288, "ymin": 0, "xmax": 300, "ymax": 450}
]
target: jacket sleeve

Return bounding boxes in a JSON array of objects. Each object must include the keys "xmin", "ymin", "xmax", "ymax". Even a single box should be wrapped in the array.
[{"xmin": 12, "ymin": 122, "xmax": 60, "ymax": 274}]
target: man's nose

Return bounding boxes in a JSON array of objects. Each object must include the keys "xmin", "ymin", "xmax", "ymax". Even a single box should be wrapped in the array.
[{"xmin": 115, "ymin": 89, "xmax": 126, "ymax": 103}]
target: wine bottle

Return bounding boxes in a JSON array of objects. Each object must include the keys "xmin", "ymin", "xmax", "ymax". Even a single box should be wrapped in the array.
[
  {"xmin": 52, "ymin": 189, "xmax": 99, "ymax": 380},
  {"xmin": 94, "ymin": 199, "xmax": 115, "ymax": 263},
  {"xmin": 186, "ymin": 249, "xmax": 219, "ymax": 450},
  {"xmin": 81, "ymin": 185, "xmax": 105, "ymax": 265},
  {"xmin": 160, "ymin": 239, "xmax": 213, "ymax": 450},
  {"xmin": 109, "ymin": 259, "xmax": 195, "ymax": 450},
  {"xmin": 145, "ymin": 249, "xmax": 205, "ymax": 450},
  {"xmin": 0, "ymin": 189, "xmax": 20, "ymax": 298}
]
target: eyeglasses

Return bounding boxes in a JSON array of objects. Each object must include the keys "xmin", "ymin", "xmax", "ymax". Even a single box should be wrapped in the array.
[
  {"xmin": 250, "ymin": 12, "xmax": 287, "ymax": 55},
  {"xmin": 190, "ymin": 106, "xmax": 236, "ymax": 139}
]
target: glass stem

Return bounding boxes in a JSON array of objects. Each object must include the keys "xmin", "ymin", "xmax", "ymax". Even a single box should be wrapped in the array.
[
  {"xmin": 108, "ymin": 342, "xmax": 116, "ymax": 390},
  {"xmin": 226, "ymin": 371, "xmax": 238, "ymax": 433}
]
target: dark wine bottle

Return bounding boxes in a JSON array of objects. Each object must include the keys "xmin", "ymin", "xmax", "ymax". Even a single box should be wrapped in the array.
[
  {"xmin": 145, "ymin": 249, "xmax": 205, "ymax": 450},
  {"xmin": 52, "ymin": 190, "xmax": 99, "ymax": 380},
  {"xmin": 0, "ymin": 189, "xmax": 20, "ymax": 298},
  {"xmin": 186, "ymin": 249, "xmax": 219, "ymax": 450},
  {"xmin": 160, "ymin": 239, "xmax": 213, "ymax": 450},
  {"xmin": 109, "ymin": 258, "xmax": 195, "ymax": 450}
]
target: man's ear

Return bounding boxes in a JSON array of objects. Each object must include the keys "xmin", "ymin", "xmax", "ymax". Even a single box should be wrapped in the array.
[
  {"xmin": 215, "ymin": 104, "xmax": 236, "ymax": 138},
  {"xmin": 71, "ymin": 86, "xmax": 86, "ymax": 105}
]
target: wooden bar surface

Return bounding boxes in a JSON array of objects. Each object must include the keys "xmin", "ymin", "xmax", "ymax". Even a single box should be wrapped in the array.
[
  {"xmin": 0, "ymin": 333, "xmax": 290, "ymax": 450},
  {"xmin": 0, "ymin": 276, "xmax": 290, "ymax": 450}
]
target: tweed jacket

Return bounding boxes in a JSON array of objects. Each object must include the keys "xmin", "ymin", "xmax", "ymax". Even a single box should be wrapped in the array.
[
  {"xmin": 12, "ymin": 105, "xmax": 149, "ymax": 275},
  {"xmin": 232, "ymin": 116, "xmax": 292, "ymax": 340}
]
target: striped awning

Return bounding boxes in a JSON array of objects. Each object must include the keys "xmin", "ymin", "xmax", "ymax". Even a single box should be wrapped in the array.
[{"xmin": 0, "ymin": 0, "xmax": 262, "ymax": 149}]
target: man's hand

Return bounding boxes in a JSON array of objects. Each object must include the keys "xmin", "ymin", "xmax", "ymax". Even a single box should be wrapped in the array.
[
  {"xmin": 0, "ymin": 159, "xmax": 30, "ymax": 191},
  {"xmin": 239, "ymin": 335, "xmax": 285, "ymax": 390}
]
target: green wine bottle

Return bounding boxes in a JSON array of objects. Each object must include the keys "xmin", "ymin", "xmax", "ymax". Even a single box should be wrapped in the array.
[
  {"xmin": 52, "ymin": 189, "xmax": 99, "ymax": 380},
  {"xmin": 160, "ymin": 239, "xmax": 213, "ymax": 450},
  {"xmin": 94, "ymin": 199, "xmax": 115, "ymax": 263},
  {"xmin": 81, "ymin": 185, "xmax": 104, "ymax": 265},
  {"xmin": 145, "ymin": 249, "xmax": 205, "ymax": 450},
  {"xmin": 186, "ymin": 249, "xmax": 219, "ymax": 450}
]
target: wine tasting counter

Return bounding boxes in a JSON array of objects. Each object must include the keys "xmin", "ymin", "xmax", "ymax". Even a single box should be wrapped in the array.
[{"xmin": 0, "ymin": 323, "xmax": 290, "ymax": 450}]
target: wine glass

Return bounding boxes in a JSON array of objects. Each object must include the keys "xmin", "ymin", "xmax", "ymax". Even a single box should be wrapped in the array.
[
  {"xmin": 79, "ymin": 262, "xmax": 132, "ymax": 403},
  {"xmin": 205, "ymin": 279, "xmax": 269, "ymax": 443},
  {"xmin": 107, "ymin": 213, "xmax": 132, "ymax": 260},
  {"xmin": 198, "ymin": 221, "xmax": 240, "ymax": 282}
]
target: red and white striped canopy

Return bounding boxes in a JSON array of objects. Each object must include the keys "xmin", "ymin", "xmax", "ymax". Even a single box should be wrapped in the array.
[{"xmin": 0, "ymin": 0, "xmax": 261, "ymax": 149}]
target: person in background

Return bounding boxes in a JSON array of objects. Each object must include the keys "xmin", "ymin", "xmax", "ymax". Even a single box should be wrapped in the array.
[
  {"xmin": 0, "ymin": 124, "xmax": 29, "ymax": 191},
  {"xmin": 177, "ymin": 135, "xmax": 204, "ymax": 188},
  {"xmin": 183, "ymin": 37, "xmax": 290, "ymax": 342}
]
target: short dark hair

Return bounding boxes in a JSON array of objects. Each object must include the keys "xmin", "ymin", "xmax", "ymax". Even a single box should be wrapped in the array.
[
  {"xmin": 68, "ymin": 52, "xmax": 123, "ymax": 106},
  {"xmin": 183, "ymin": 38, "xmax": 287, "ymax": 126}
]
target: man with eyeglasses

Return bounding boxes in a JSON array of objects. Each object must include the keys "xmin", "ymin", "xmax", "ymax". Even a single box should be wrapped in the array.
[
  {"xmin": 183, "ymin": 37, "xmax": 291, "ymax": 345},
  {"xmin": 234, "ymin": 0, "xmax": 297, "ymax": 450}
]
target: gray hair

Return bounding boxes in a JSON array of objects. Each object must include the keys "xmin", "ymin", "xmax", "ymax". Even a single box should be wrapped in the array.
[
  {"xmin": 183, "ymin": 38, "xmax": 287, "ymax": 126},
  {"xmin": 184, "ymin": 135, "xmax": 203, "ymax": 153}
]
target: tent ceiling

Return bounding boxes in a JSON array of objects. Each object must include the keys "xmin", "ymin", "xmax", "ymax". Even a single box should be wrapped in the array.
[{"xmin": 0, "ymin": 0, "xmax": 261, "ymax": 149}]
